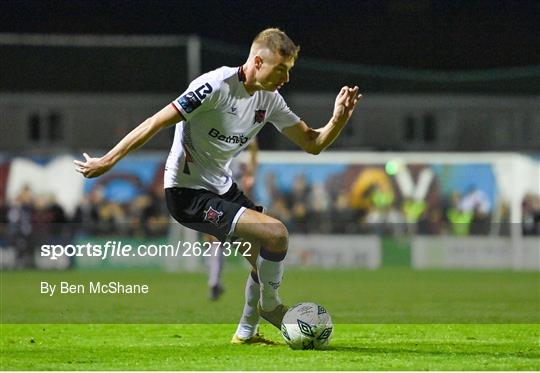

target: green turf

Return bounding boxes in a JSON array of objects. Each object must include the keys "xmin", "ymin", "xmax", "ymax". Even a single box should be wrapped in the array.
[
  {"xmin": 1, "ymin": 268, "xmax": 539, "ymax": 370},
  {"xmin": 2, "ymin": 324, "xmax": 539, "ymax": 370},
  {"xmin": 2, "ymin": 268, "xmax": 538, "ymax": 323}
]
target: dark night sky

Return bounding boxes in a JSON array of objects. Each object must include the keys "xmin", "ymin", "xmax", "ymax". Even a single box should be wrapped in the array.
[{"xmin": 1, "ymin": 0, "xmax": 539, "ymax": 70}]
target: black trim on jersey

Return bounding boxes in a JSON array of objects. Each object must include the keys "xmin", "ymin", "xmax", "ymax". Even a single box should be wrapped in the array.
[{"xmin": 237, "ymin": 66, "xmax": 246, "ymax": 82}]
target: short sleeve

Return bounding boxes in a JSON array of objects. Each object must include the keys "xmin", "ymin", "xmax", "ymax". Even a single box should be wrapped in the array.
[
  {"xmin": 267, "ymin": 94, "xmax": 301, "ymax": 132},
  {"xmin": 172, "ymin": 77, "xmax": 221, "ymax": 121}
]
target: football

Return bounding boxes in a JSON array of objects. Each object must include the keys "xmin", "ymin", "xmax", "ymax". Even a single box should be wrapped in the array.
[{"xmin": 281, "ymin": 302, "xmax": 333, "ymax": 350}]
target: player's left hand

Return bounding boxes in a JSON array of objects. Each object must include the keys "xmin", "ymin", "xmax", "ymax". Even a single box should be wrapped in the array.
[
  {"xmin": 73, "ymin": 152, "xmax": 112, "ymax": 178},
  {"xmin": 332, "ymin": 86, "xmax": 362, "ymax": 126}
]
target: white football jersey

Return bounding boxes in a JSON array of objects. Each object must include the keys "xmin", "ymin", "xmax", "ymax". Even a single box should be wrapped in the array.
[{"xmin": 164, "ymin": 66, "xmax": 300, "ymax": 194}]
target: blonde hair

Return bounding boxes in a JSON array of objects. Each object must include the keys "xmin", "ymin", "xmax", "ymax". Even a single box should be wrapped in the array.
[{"xmin": 252, "ymin": 28, "xmax": 300, "ymax": 61}]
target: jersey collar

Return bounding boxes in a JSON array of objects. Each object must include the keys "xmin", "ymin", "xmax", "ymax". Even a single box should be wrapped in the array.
[
  {"xmin": 237, "ymin": 65, "xmax": 254, "ymax": 97},
  {"xmin": 237, "ymin": 66, "xmax": 246, "ymax": 82}
]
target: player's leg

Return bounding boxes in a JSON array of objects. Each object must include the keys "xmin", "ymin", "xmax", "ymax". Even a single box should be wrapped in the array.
[
  {"xmin": 221, "ymin": 186, "xmax": 285, "ymax": 335},
  {"xmin": 225, "ymin": 239, "xmax": 266, "ymax": 342},
  {"xmin": 165, "ymin": 186, "xmax": 285, "ymax": 334},
  {"xmin": 232, "ymin": 270, "xmax": 259, "ymax": 340},
  {"xmin": 204, "ymin": 234, "xmax": 225, "ymax": 301},
  {"xmin": 230, "ymin": 268, "xmax": 277, "ymax": 345},
  {"xmin": 233, "ymin": 208, "xmax": 289, "ymax": 328}
]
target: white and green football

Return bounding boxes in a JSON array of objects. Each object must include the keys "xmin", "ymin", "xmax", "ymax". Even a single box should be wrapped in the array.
[{"xmin": 281, "ymin": 302, "xmax": 333, "ymax": 350}]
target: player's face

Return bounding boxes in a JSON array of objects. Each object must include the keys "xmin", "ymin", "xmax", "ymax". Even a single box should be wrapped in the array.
[{"xmin": 255, "ymin": 52, "xmax": 295, "ymax": 91}]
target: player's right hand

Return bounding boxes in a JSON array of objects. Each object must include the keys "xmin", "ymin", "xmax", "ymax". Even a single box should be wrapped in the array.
[{"xmin": 73, "ymin": 152, "xmax": 111, "ymax": 178}]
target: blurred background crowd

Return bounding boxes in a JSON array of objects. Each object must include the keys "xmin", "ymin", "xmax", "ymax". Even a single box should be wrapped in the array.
[{"xmin": 2, "ymin": 173, "xmax": 538, "ymax": 245}]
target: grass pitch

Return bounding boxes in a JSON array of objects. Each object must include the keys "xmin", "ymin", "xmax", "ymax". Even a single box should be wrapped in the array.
[
  {"xmin": 2, "ymin": 324, "xmax": 539, "ymax": 370},
  {"xmin": 1, "ymin": 268, "xmax": 539, "ymax": 370}
]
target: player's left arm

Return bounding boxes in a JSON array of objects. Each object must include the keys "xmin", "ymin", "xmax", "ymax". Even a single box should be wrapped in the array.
[{"xmin": 282, "ymin": 86, "xmax": 362, "ymax": 155}]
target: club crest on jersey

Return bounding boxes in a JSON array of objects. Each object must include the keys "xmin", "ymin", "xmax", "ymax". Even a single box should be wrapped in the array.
[
  {"xmin": 203, "ymin": 206, "xmax": 223, "ymax": 226},
  {"xmin": 253, "ymin": 109, "xmax": 266, "ymax": 124}
]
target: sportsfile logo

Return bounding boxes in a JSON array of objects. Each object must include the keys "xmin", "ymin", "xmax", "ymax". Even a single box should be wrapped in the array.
[
  {"xmin": 40, "ymin": 240, "xmax": 252, "ymax": 260},
  {"xmin": 208, "ymin": 128, "xmax": 250, "ymax": 145}
]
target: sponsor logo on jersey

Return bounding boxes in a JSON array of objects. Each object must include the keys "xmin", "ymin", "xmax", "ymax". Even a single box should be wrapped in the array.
[
  {"xmin": 177, "ymin": 82, "xmax": 213, "ymax": 113},
  {"xmin": 178, "ymin": 92, "xmax": 201, "ymax": 113},
  {"xmin": 254, "ymin": 109, "xmax": 266, "ymax": 124},
  {"xmin": 208, "ymin": 128, "xmax": 250, "ymax": 145},
  {"xmin": 226, "ymin": 106, "xmax": 238, "ymax": 116},
  {"xmin": 203, "ymin": 206, "xmax": 223, "ymax": 226}
]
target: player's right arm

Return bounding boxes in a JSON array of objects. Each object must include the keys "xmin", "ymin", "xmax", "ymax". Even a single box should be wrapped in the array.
[{"xmin": 73, "ymin": 104, "xmax": 183, "ymax": 178}]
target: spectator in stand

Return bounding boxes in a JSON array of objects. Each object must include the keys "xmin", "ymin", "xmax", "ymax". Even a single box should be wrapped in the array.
[
  {"xmin": 45, "ymin": 193, "xmax": 67, "ymax": 238},
  {"xmin": 0, "ymin": 194, "xmax": 7, "ymax": 240},
  {"xmin": 73, "ymin": 187, "xmax": 104, "ymax": 235},
  {"xmin": 7, "ymin": 185, "xmax": 34, "ymax": 267},
  {"xmin": 402, "ymin": 198, "xmax": 426, "ymax": 235},
  {"xmin": 364, "ymin": 184, "xmax": 402, "ymax": 235},
  {"xmin": 330, "ymin": 185, "xmax": 357, "ymax": 234},
  {"xmin": 309, "ymin": 182, "xmax": 331, "ymax": 233},
  {"xmin": 262, "ymin": 172, "xmax": 281, "ymax": 207},
  {"xmin": 287, "ymin": 174, "xmax": 310, "ymax": 233},
  {"xmin": 97, "ymin": 199, "xmax": 127, "ymax": 235},
  {"xmin": 32, "ymin": 193, "xmax": 69, "ymax": 265},
  {"xmin": 141, "ymin": 185, "xmax": 170, "ymax": 237},
  {"xmin": 460, "ymin": 186, "xmax": 491, "ymax": 235},
  {"xmin": 268, "ymin": 195, "xmax": 292, "ymax": 226},
  {"xmin": 417, "ymin": 208, "xmax": 443, "ymax": 235},
  {"xmin": 264, "ymin": 172, "xmax": 292, "ymax": 226},
  {"xmin": 128, "ymin": 194, "xmax": 152, "ymax": 237},
  {"xmin": 522, "ymin": 193, "xmax": 540, "ymax": 236},
  {"xmin": 446, "ymin": 191, "xmax": 473, "ymax": 236}
]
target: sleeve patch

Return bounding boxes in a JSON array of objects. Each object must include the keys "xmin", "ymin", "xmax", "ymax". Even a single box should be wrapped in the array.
[
  {"xmin": 177, "ymin": 82, "xmax": 213, "ymax": 114},
  {"xmin": 177, "ymin": 92, "xmax": 201, "ymax": 113}
]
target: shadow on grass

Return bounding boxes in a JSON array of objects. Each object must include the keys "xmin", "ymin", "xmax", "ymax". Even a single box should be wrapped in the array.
[{"xmin": 325, "ymin": 345, "xmax": 540, "ymax": 360}]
